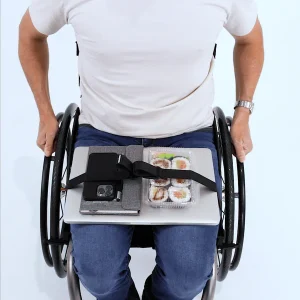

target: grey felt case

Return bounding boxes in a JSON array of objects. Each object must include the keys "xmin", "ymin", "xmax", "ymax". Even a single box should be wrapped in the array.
[{"xmin": 79, "ymin": 145, "xmax": 144, "ymax": 215}]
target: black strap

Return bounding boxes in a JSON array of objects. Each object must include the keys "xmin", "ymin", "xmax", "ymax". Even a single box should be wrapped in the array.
[
  {"xmin": 76, "ymin": 41, "xmax": 79, "ymax": 56},
  {"xmin": 67, "ymin": 155, "xmax": 217, "ymax": 192},
  {"xmin": 213, "ymin": 43, "xmax": 217, "ymax": 58},
  {"xmin": 133, "ymin": 161, "xmax": 217, "ymax": 192},
  {"xmin": 75, "ymin": 40, "xmax": 216, "ymax": 59},
  {"xmin": 67, "ymin": 154, "xmax": 133, "ymax": 189},
  {"xmin": 76, "ymin": 41, "xmax": 80, "ymax": 86},
  {"xmin": 116, "ymin": 154, "xmax": 133, "ymax": 174},
  {"xmin": 67, "ymin": 173, "xmax": 86, "ymax": 189}
]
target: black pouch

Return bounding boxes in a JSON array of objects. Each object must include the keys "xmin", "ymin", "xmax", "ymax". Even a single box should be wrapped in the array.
[
  {"xmin": 68, "ymin": 152, "xmax": 133, "ymax": 201},
  {"xmin": 84, "ymin": 153, "xmax": 132, "ymax": 201},
  {"xmin": 85, "ymin": 153, "xmax": 131, "ymax": 181}
]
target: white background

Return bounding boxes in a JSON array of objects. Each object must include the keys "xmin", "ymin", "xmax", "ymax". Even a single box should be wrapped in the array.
[{"xmin": 1, "ymin": 0, "xmax": 300, "ymax": 299}]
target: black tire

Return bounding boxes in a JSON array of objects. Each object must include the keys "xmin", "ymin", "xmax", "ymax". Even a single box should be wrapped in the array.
[
  {"xmin": 226, "ymin": 117, "xmax": 246, "ymax": 271},
  {"xmin": 50, "ymin": 103, "xmax": 80, "ymax": 278},
  {"xmin": 213, "ymin": 107, "xmax": 235, "ymax": 282},
  {"xmin": 40, "ymin": 112, "xmax": 63, "ymax": 267}
]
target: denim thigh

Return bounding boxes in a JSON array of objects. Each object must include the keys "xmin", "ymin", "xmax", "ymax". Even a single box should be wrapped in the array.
[
  {"xmin": 151, "ymin": 130, "xmax": 221, "ymax": 300},
  {"xmin": 70, "ymin": 125, "xmax": 136, "ymax": 300}
]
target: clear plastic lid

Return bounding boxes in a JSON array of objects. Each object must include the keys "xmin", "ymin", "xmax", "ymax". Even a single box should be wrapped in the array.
[{"xmin": 143, "ymin": 148, "xmax": 197, "ymax": 208}]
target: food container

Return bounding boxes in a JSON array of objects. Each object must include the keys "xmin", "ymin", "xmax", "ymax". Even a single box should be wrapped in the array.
[{"xmin": 143, "ymin": 148, "xmax": 196, "ymax": 208}]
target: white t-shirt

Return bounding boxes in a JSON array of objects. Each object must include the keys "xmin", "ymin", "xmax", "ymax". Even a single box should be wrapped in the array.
[{"xmin": 29, "ymin": 0, "xmax": 258, "ymax": 138}]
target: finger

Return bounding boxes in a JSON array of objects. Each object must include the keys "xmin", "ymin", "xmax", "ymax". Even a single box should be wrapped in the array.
[
  {"xmin": 53, "ymin": 140, "xmax": 57, "ymax": 153},
  {"xmin": 233, "ymin": 140, "xmax": 246, "ymax": 162},
  {"xmin": 52, "ymin": 136, "xmax": 58, "ymax": 154},
  {"xmin": 231, "ymin": 143, "xmax": 237, "ymax": 157},
  {"xmin": 36, "ymin": 137, "xmax": 46, "ymax": 151},
  {"xmin": 243, "ymin": 141, "xmax": 253, "ymax": 155},
  {"xmin": 44, "ymin": 133, "xmax": 56, "ymax": 157}
]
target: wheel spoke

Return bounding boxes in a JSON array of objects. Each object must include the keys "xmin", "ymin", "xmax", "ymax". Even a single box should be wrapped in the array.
[
  {"xmin": 63, "ymin": 244, "xmax": 69, "ymax": 263},
  {"xmin": 61, "ymin": 165, "xmax": 67, "ymax": 181},
  {"xmin": 217, "ymin": 252, "xmax": 221, "ymax": 266},
  {"xmin": 60, "ymin": 197, "xmax": 64, "ymax": 220}
]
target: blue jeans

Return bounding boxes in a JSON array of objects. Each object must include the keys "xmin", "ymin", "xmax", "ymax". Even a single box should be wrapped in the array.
[{"xmin": 70, "ymin": 125, "xmax": 222, "ymax": 300}]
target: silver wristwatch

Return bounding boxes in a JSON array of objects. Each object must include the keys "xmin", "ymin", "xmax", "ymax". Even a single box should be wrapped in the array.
[{"xmin": 234, "ymin": 100, "xmax": 254, "ymax": 114}]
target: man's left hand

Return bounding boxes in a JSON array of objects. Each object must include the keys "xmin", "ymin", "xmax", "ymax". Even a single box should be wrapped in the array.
[{"xmin": 230, "ymin": 107, "xmax": 253, "ymax": 163}]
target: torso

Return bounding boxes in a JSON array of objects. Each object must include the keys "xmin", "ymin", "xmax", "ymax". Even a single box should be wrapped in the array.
[{"xmin": 64, "ymin": 0, "xmax": 233, "ymax": 138}]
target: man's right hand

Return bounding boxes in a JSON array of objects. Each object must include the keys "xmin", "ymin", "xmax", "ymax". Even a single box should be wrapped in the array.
[{"xmin": 37, "ymin": 115, "xmax": 59, "ymax": 157}]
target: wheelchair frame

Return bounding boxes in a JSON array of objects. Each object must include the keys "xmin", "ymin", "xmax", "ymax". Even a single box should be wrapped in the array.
[{"xmin": 39, "ymin": 103, "xmax": 246, "ymax": 300}]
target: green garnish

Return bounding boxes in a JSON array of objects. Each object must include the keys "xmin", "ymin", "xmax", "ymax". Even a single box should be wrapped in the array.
[{"xmin": 157, "ymin": 153, "xmax": 175, "ymax": 159}]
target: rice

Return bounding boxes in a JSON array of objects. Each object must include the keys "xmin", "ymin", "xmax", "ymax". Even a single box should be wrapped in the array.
[
  {"xmin": 169, "ymin": 187, "xmax": 191, "ymax": 203},
  {"xmin": 151, "ymin": 158, "xmax": 171, "ymax": 169},
  {"xmin": 151, "ymin": 178, "xmax": 171, "ymax": 187},
  {"xmin": 171, "ymin": 157, "xmax": 190, "ymax": 170},
  {"xmin": 149, "ymin": 186, "xmax": 169, "ymax": 203},
  {"xmin": 171, "ymin": 178, "xmax": 191, "ymax": 188}
]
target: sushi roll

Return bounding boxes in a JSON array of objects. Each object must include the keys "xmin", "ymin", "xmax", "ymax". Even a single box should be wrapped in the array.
[
  {"xmin": 171, "ymin": 178, "xmax": 191, "ymax": 187},
  {"xmin": 169, "ymin": 187, "xmax": 191, "ymax": 203},
  {"xmin": 150, "ymin": 158, "xmax": 171, "ymax": 186},
  {"xmin": 149, "ymin": 186, "xmax": 169, "ymax": 203},
  {"xmin": 151, "ymin": 158, "xmax": 171, "ymax": 169},
  {"xmin": 151, "ymin": 178, "xmax": 171, "ymax": 187},
  {"xmin": 172, "ymin": 157, "xmax": 190, "ymax": 170}
]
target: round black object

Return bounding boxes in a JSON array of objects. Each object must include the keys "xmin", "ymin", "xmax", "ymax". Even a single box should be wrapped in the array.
[
  {"xmin": 50, "ymin": 103, "xmax": 80, "ymax": 278},
  {"xmin": 40, "ymin": 112, "xmax": 63, "ymax": 267},
  {"xmin": 226, "ymin": 117, "xmax": 246, "ymax": 272},
  {"xmin": 213, "ymin": 107, "xmax": 235, "ymax": 282}
]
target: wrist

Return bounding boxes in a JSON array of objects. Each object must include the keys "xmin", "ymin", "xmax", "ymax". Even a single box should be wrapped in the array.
[
  {"xmin": 234, "ymin": 99, "xmax": 254, "ymax": 115},
  {"xmin": 233, "ymin": 107, "xmax": 250, "ymax": 123},
  {"xmin": 39, "ymin": 109, "xmax": 55, "ymax": 121}
]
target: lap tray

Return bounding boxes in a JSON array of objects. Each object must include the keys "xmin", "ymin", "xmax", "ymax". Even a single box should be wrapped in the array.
[{"xmin": 64, "ymin": 147, "xmax": 220, "ymax": 225}]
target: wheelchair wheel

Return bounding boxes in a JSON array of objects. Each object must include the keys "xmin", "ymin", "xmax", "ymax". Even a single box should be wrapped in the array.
[
  {"xmin": 226, "ymin": 117, "xmax": 246, "ymax": 271},
  {"xmin": 40, "ymin": 113, "xmax": 64, "ymax": 267},
  {"xmin": 40, "ymin": 103, "xmax": 80, "ymax": 278},
  {"xmin": 213, "ymin": 107, "xmax": 235, "ymax": 282}
]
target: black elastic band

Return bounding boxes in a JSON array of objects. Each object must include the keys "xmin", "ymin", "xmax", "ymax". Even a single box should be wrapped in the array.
[
  {"xmin": 67, "ymin": 173, "xmax": 86, "ymax": 189},
  {"xmin": 213, "ymin": 43, "xmax": 217, "ymax": 58},
  {"xmin": 76, "ymin": 41, "xmax": 79, "ymax": 56},
  {"xmin": 116, "ymin": 154, "xmax": 133, "ymax": 175},
  {"xmin": 133, "ymin": 161, "xmax": 217, "ymax": 192},
  {"xmin": 67, "ymin": 155, "xmax": 217, "ymax": 193}
]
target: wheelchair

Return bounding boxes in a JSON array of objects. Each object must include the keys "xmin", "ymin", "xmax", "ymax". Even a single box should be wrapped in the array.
[{"xmin": 40, "ymin": 103, "xmax": 246, "ymax": 300}]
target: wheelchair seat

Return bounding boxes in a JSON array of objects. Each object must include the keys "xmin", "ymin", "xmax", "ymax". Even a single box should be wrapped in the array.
[{"xmin": 131, "ymin": 225, "xmax": 155, "ymax": 249}]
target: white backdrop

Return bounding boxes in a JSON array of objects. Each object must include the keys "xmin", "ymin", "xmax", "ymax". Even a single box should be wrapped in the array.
[{"xmin": 1, "ymin": 1, "xmax": 300, "ymax": 299}]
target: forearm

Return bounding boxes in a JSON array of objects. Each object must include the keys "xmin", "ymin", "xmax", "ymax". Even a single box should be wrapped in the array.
[
  {"xmin": 233, "ymin": 39, "xmax": 264, "ymax": 103},
  {"xmin": 18, "ymin": 27, "xmax": 54, "ymax": 118}
]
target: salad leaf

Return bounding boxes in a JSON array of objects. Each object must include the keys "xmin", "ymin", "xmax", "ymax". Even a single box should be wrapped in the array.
[{"xmin": 156, "ymin": 153, "xmax": 175, "ymax": 159}]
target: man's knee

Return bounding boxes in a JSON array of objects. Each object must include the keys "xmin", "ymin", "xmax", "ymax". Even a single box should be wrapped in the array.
[
  {"xmin": 154, "ymin": 225, "xmax": 217, "ymax": 298},
  {"xmin": 167, "ymin": 254, "xmax": 214, "ymax": 298},
  {"xmin": 70, "ymin": 224, "xmax": 133, "ymax": 296}
]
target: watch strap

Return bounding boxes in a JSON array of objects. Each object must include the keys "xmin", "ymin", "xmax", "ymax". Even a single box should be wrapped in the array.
[{"xmin": 234, "ymin": 100, "xmax": 254, "ymax": 114}]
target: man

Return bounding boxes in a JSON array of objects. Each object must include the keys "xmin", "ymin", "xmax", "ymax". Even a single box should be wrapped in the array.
[{"xmin": 19, "ymin": 0, "xmax": 264, "ymax": 299}]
